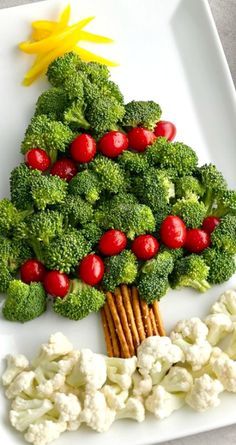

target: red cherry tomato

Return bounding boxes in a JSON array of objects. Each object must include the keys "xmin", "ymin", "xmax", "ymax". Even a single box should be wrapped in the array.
[
  {"xmin": 185, "ymin": 229, "xmax": 210, "ymax": 253},
  {"xmin": 99, "ymin": 229, "xmax": 127, "ymax": 256},
  {"xmin": 160, "ymin": 215, "xmax": 187, "ymax": 249},
  {"xmin": 43, "ymin": 271, "xmax": 70, "ymax": 297},
  {"xmin": 78, "ymin": 254, "xmax": 104, "ymax": 286},
  {"xmin": 154, "ymin": 121, "xmax": 176, "ymax": 141},
  {"xmin": 25, "ymin": 148, "xmax": 51, "ymax": 171},
  {"xmin": 70, "ymin": 134, "xmax": 96, "ymax": 163},
  {"xmin": 202, "ymin": 216, "xmax": 220, "ymax": 234},
  {"xmin": 127, "ymin": 127, "xmax": 156, "ymax": 152},
  {"xmin": 50, "ymin": 158, "xmax": 77, "ymax": 182},
  {"xmin": 98, "ymin": 131, "xmax": 129, "ymax": 158},
  {"xmin": 20, "ymin": 259, "xmax": 46, "ymax": 284},
  {"xmin": 131, "ymin": 235, "xmax": 159, "ymax": 260}
]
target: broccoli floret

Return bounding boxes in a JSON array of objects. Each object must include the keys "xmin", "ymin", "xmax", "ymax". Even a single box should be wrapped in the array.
[
  {"xmin": 0, "ymin": 262, "xmax": 13, "ymax": 293},
  {"xmin": 0, "ymin": 199, "xmax": 31, "ymax": 236},
  {"xmin": 172, "ymin": 195, "xmax": 206, "ymax": 228},
  {"xmin": 68, "ymin": 170, "xmax": 101, "ymax": 204},
  {"xmin": 102, "ymin": 250, "xmax": 138, "ymax": 291},
  {"xmin": 47, "ymin": 52, "xmax": 82, "ymax": 86},
  {"xmin": 175, "ymin": 176, "xmax": 204, "ymax": 199},
  {"xmin": 21, "ymin": 115, "xmax": 74, "ymax": 163},
  {"xmin": 195, "ymin": 164, "xmax": 227, "ymax": 213},
  {"xmin": 53, "ymin": 279, "xmax": 105, "ymax": 320},
  {"xmin": 63, "ymin": 72, "xmax": 85, "ymax": 100},
  {"xmin": 56, "ymin": 195, "xmax": 93, "ymax": 226},
  {"xmin": 211, "ymin": 190, "xmax": 236, "ymax": 217},
  {"xmin": 142, "ymin": 251, "xmax": 175, "ymax": 276},
  {"xmin": 2, "ymin": 280, "xmax": 47, "ymax": 322},
  {"xmin": 64, "ymin": 100, "xmax": 90, "ymax": 130},
  {"xmin": 31, "ymin": 174, "xmax": 68, "ymax": 210},
  {"xmin": 0, "ymin": 236, "xmax": 32, "ymax": 275},
  {"xmin": 44, "ymin": 228, "xmax": 91, "ymax": 273},
  {"xmin": 170, "ymin": 255, "xmax": 210, "ymax": 292},
  {"xmin": 122, "ymin": 100, "xmax": 162, "ymax": 130},
  {"xmin": 133, "ymin": 168, "xmax": 175, "ymax": 212},
  {"xmin": 202, "ymin": 248, "xmax": 236, "ymax": 284},
  {"xmin": 159, "ymin": 245, "xmax": 184, "ymax": 262},
  {"xmin": 90, "ymin": 155, "xmax": 126, "ymax": 194},
  {"xmin": 80, "ymin": 222, "xmax": 103, "ymax": 246},
  {"xmin": 86, "ymin": 93, "xmax": 125, "ymax": 134},
  {"xmin": 211, "ymin": 215, "xmax": 236, "ymax": 254},
  {"xmin": 118, "ymin": 150, "xmax": 150, "ymax": 174},
  {"xmin": 34, "ymin": 87, "xmax": 69, "ymax": 120},
  {"xmin": 79, "ymin": 60, "xmax": 110, "ymax": 84},
  {"xmin": 10, "ymin": 164, "xmax": 41, "ymax": 211},
  {"xmin": 146, "ymin": 137, "xmax": 198, "ymax": 176}
]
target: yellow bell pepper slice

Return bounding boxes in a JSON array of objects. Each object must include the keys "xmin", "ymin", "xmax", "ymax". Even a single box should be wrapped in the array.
[
  {"xmin": 31, "ymin": 4, "xmax": 71, "ymax": 33},
  {"xmin": 78, "ymin": 30, "xmax": 113, "ymax": 44},
  {"xmin": 74, "ymin": 46, "xmax": 118, "ymax": 67},
  {"xmin": 58, "ymin": 4, "xmax": 71, "ymax": 28}
]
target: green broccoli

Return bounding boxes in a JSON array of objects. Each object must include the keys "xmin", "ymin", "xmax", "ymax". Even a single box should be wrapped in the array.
[
  {"xmin": 79, "ymin": 60, "xmax": 110, "ymax": 84},
  {"xmin": 27, "ymin": 210, "xmax": 64, "ymax": 244},
  {"xmin": 44, "ymin": 228, "xmax": 91, "ymax": 273},
  {"xmin": 86, "ymin": 92, "xmax": 125, "ymax": 134},
  {"xmin": 31, "ymin": 174, "xmax": 68, "ymax": 210},
  {"xmin": 56, "ymin": 195, "xmax": 93, "ymax": 226},
  {"xmin": 90, "ymin": 155, "xmax": 125, "ymax": 194},
  {"xmin": 195, "ymin": 164, "xmax": 227, "ymax": 213},
  {"xmin": 175, "ymin": 176, "xmax": 204, "ymax": 199},
  {"xmin": 34, "ymin": 87, "xmax": 69, "ymax": 120},
  {"xmin": 118, "ymin": 150, "xmax": 150, "ymax": 174},
  {"xmin": 159, "ymin": 245, "xmax": 184, "ymax": 262},
  {"xmin": 10, "ymin": 164, "xmax": 41, "ymax": 211},
  {"xmin": 63, "ymin": 100, "xmax": 90, "ymax": 130},
  {"xmin": 80, "ymin": 222, "xmax": 103, "ymax": 246},
  {"xmin": 68, "ymin": 170, "xmax": 101, "ymax": 204},
  {"xmin": 170, "ymin": 255, "xmax": 210, "ymax": 292},
  {"xmin": 21, "ymin": 115, "xmax": 75, "ymax": 163},
  {"xmin": 0, "ymin": 263, "xmax": 13, "ymax": 293},
  {"xmin": 202, "ymin": 248, "xmax": 236, "ymax": 284},
  {"xmin": 2, "ymin": 280, "xmax": 47, "ymax": 322},
  {"xmin": 53, "ymin": 279, "xmax": 105, "ymax": 320},
  {"xmin": 63, "ymin": 71, "xmax": 85, "ymax": 100},
  {"xmin": 211, "ymin": 215, "xmax": 236, "ymax": 254},
  {"xmin": 47, "ymin": 52, "xmax": 82, "ymax": 86},
  {"xmin": 102, "ymin": 250, "xmax": 138, "ymax": 291},
  {"xmin": 0, "ymin": 236, "xmax": 32, "ymax": 274},
  {"xmin": 172, "ymin": 195, "xmax": 206, "ymax": 228},
  {"xmin": 0, "ymin": 199, "xmax": 31, "ymax": 236},
  {"xmin": 146, "ymin": 137, "xmax": 198, "ymax": 176},
  {"xmin": 122, "ymin": 100, "xmax": 162, "ymax": 130},
  {"xmin": 211, "ymin": 190, "xmax": 236, "ymax": 217}
]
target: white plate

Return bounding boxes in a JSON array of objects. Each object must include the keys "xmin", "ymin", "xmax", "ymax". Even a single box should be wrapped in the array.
[{"xmin": 0, "ymin": 0, "xmax": 236, "ymax": 444}]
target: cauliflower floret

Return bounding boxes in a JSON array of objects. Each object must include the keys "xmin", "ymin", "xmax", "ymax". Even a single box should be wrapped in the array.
[
  {"xmin": 105, "ymin": 356, "xmax": 137, "ymax": 390},
  {"xmin": 102, "ymin": 384, "xmax": 129, "ymax": 410},
  {"xmin": 225, "ymin": 324, "xmax": 236, "ymax": 360},
  {"xmin": 213, "ymin": 353, "xmax": 236, "ymax": 392},
  {"xmin": 145, "ymin": 385, "xmax": 185, "ymax": 419},
  {"xmin": 10, "ymin": 399, "xmax": 53, "ymax": 432},
  {"xmin": 81, "ymin": 391, "xmax": 116, "ymax": 432},
  {"xmin": 2, "ymin": 354, "xmax": 29, "ymax": 386},
  {"xmin": 161, "ymin": 366, "xmax": 193, "ymax": 393},
  {"xmin": 171, "ymin": 317, "xmax": 209, "ymax": 343},
  {"xmin": 67, "ymin": 349, "xmax": 106, "ymax": 390},
  {"xmin": 53, "ymin": 392, "xmax": 81, "ymax": 427},
  {"xmin": 205, "ymin": 313, "xmax": 233, "ymax": 346},
  {"xmin": 132, "ymin": 372, "xmax": 153, "ymax": 399},
  {"xmin": 32, "ymin": 333, "xmax": 73, "ymax": 367},
  {"xmin": 186, "ymin": 374, "xmax": 223, "ymax": 412},
  {"xmin": 34, "ymin": 368, "xmax": 65, "ymax": 397},
  {"xmin": 116, "ymin": 397, "xmax": 145, "ymax": 422},
  {"xmin": 137, "ymin": 336, "xmax": 184, "ymax": 384},
  {"xmin": 211, "ymin": 290, "xmax": 236, "ymax": 322},
  {"xmin": 24, "ymin": 420, "xmax": 66, "ymax": 445},
  {"xmin": 5, "ymin": 371, "xmax": 36, "ymax": 400}
]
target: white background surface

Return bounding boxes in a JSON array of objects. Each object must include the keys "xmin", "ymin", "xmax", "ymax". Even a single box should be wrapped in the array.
[{"xmin": 0, "ymin": 1, "xmax": 235, "ymax": 444}]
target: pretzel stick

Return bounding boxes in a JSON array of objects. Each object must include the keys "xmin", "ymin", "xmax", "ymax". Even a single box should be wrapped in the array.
[
  {"xmin": 121, "ymin": 284, "xmax": 140, "ymax": 349},
  {"xmin": 149, "ymin": 307, "xmax": 158, "ymax": 336},
  {"xmin": 131, "ymin": 287, "xmax": 146, "ymax": 342},
  {"xmin": 140, "ymin": 299, "xmax": 153, "ymax": 337},
  {"xmin": 106, "ymin": 292, "xmax": 131, "ymax": 358},
  {"xmin": 152, "ymin": 300, "xmax": 166, "ymax": 336},
  {"xmin": 101, "ymin": 308, "xmax": 114, "ymax": 357},
  {"xmin": 104, "ymin": 302, "xmax": 120, "ymax": 357},
  {"xmin": 114, "ymin": 288, "xmax": 135, "ymax": 356}
]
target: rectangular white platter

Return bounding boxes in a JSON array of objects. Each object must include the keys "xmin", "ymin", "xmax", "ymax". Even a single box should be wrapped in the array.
[{"xmin": 0, "ymin": 0, "xmax": 236, "ymax": 444}]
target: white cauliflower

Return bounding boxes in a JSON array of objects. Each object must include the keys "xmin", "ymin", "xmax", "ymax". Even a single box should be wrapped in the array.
[
  {"xmin": 53, "ymin": 392, "xmax": 81, "ymax": 429},
  {"xmin": 102, "ymin": 384, "xmax": 129, "ymax": 410},
  {"xmin": 171, "ymin": 317, "xmax": 209, "ymax": 343},
  {"xmin": 186, "ymin": 374, "xmax": 223, "ymax": 412},
  {"xmin": 161, "ymin": 366, "xmax": 193, "ymax": 393},
  {"xmin": 34, "ymin": 367, "xmax": 65, "ymax": 397},
  {"xmin": 67, "ymin": 348, "xmax": 106, "ymax": 390},
  {"xmin": 145, "ymin": 385, "xmax": 185, "ymax": 419},
  {"xmin": 211, "ymin": 289, "xmax": 236, "ymax": 322},
  {"xmin": 205, "ymin": 313, "xmax": 233, "ymax": 346},
  {"xmin": 24, "ymin": 420, "xmax": 66, "ymax": 445},
  {"xmin": 81, "ymin": 391, "xmax": 116, "ymax": 432},
  {"xmin": 137, "ymin": 336, "xmax": 184, "ymax": 384},
  {"xmin": 224, "ymin": 323, "xmax": 236, "ymax": 360},
  {"xmin": 10, "ymin": 398, "xmax": 53, "ymax": 432},
  {"xmin": 116, "ymin": 397, "xmax": 145, "ymax": 422},
  {"xmin": 106, "ymin": 356, "xmax": 137, "ymax": 389},
  {"xmin": 132, "ymin": 372, "xmax": 153, "ymax": 399},
  {"xmin": 2, "ymin": 354, "xmax": 29, "ymax": 386},
  {"xmin": 5, "ymin": 371, "xmax": 36, "ymax": 400},
  {"xmin": 213, "ymin": 353, "xmax": 236, "ymax": 392},
  {"xmin": 32, "ymin": 333, "xmax": 73, "ymax": 367}
]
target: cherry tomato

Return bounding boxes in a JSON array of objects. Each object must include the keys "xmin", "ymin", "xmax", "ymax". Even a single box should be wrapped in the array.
[
  {"xmin": 25, "ymin": 148, "xmax": 51, "ymax": 171},
  {"xmin": 202, "ymin": 216, "xmax": 220, "ymax": 234},
  {"xmin": 99, "ymin": 229, "xmax": 127, "ymax": 256},
  {"xmin": 131, "ymin": 235, "xmax": 159, "ymax": 260},
  {"xmin": 160, "ymin": 215, "xmax": 187, "ymax": 249},
  {"xmin": 70, "ymin": 134, "xmax": 96, "ymax": 163},
  {"xmin": 154, "ymin": 121, "xmax": 176, "ymax": 141},
  {"xmin": 185, "ymin": 229, "xmax": 210, "ymax": 253},
  {"xmin": 78, "ymin": 254, "xmax": 104, "ymax": 286},
  {"xmin": 50, "ymin": 158, "xmax": 77, "ymax": 182},
  {"xmin": 43, "ymin": 271, "xmax": 70, "ymax": 297},
  {"xmin": 127, "ymin": 127, "xmax": 156, "ymax": 152},
  {"xmin": 98, "ymin": 131, "xmax": 129, "ymax": 158},
  {"xmin": 20, "ymin": 259, "xmax": 46, "ymax": 284}
]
